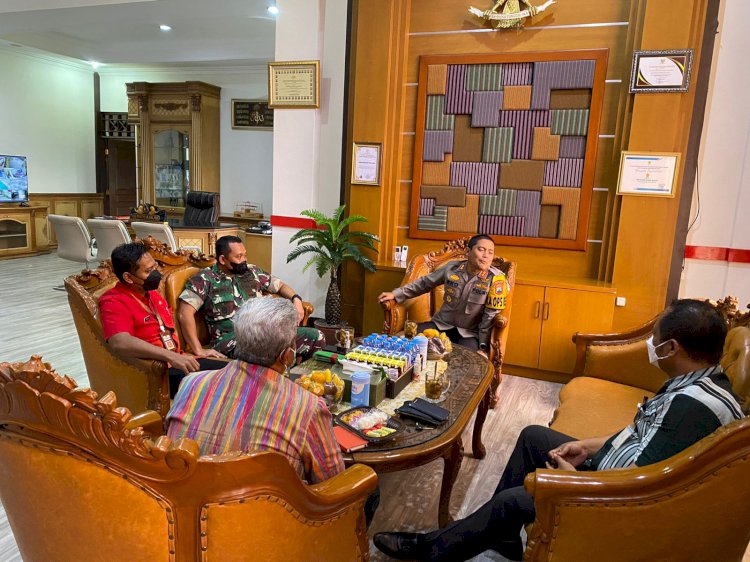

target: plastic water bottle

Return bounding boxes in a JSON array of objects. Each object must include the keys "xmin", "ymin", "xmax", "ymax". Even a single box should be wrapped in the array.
[{"xmin": 350, "ymin": 372, "xmax": 370, "ymax": 407}]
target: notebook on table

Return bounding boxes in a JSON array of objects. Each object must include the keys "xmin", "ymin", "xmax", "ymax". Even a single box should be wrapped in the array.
[{"xmin": 333, "ymin": 425, "xmax": 368, "ymax": 452}]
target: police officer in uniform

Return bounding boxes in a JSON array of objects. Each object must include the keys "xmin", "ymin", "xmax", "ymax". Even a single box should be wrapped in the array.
[{"xmin": 378, "ymin": 234, "xmax": 508, "ymax": 353}]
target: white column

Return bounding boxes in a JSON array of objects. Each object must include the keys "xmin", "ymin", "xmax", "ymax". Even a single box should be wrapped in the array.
[
  {"xmin": 271, "ymin": 0, "xmax": 348, "ymax": 315},
  {"xmin": 679, "ymin": 0, "xmax": 750, "ymax": 304}
]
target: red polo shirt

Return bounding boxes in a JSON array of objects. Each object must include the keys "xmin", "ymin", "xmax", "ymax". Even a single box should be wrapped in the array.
[{"xmin": 99, "ymin": 282, "xmax": 181, "ymax": 353}]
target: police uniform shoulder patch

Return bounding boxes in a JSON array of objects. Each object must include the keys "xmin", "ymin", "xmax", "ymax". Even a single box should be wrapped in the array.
[
  {"xmin": 449, "ymin": 274, "xmax": 460, "ymax": 281},
  {"xmin": 485, "ymin": 273, "xmax": 508, "ymax": 310}
]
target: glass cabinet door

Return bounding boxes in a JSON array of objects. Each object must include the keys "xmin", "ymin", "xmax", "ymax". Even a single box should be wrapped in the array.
[{"xmin": 153, "ymin": 128, "xmax": 190, "ymax": 208}]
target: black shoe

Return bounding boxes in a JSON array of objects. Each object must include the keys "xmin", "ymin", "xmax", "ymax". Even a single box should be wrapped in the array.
[{"xmin": 373, "ymin": 532, "xmax": 428, "ymax": 560}]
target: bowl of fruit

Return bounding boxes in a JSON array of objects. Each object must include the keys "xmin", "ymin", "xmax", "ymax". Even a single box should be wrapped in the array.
[
  {"xmin": 295, "ymin": 369, "xmax": 345, "ymax": 408},
  {"xmin": 420, "ymin": 329, "xmax": 453, "ymax": 360}
]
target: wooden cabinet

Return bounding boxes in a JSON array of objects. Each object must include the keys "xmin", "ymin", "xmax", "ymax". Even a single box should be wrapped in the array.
[
  {"xmin": 126, "ymin": 82, "xmax": 221, "ymax": 214},
  {"xmin": 28, "ymin": 193, "xmax": 104, "ymax": 247},
  {"xmin": 0, "ymin": 206, "xmax": 50, "ymax": 259},
  {"xmin": 505, "ymin": 278, "xmax": 616, "ymax": 375}
]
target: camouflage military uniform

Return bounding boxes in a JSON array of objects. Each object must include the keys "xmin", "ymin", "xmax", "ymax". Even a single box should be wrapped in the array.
[
  {"xmin": 179, "ymin": 263, "xmax": 324, "ymax": 360},
  {"xmin": 392, "ymin": 261, "xmax": 509, "ymax": 348}
]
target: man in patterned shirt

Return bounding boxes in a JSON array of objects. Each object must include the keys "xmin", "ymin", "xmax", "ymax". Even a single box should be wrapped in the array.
[
  {"xmin": 167, "ymin": 297, "xmax": 344, "ymax": 483},
  {"xmin": 374, "ymin": 299, "xmax": 744, "ymax": 561},
  {"xmin": 178, "ymin": 235, "xmax": 324, "ymax": 360}
]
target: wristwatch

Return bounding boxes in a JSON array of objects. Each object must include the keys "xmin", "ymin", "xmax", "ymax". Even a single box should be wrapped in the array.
[
  {"xmin": 290, "ymin": 294, "xmax": 302, "ymax": 303},
  {"xmin": 479, "ymin": 343, "xmax": 487, "ymax": 351}
]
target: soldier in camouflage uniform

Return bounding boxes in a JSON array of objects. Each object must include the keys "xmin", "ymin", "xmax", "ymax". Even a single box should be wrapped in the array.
[
  {"xmin": 178, "ymin": 235, "xmax": 324, "ymax": 361},
  {"xmin": 378, "ymin": 234, "xmax": 509, "ymax": 353}
]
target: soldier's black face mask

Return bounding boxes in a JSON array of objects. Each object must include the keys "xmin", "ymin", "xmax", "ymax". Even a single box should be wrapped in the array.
[{"xmin": 228, "ymin": 261, "xmax": 249, "ymax": 275}]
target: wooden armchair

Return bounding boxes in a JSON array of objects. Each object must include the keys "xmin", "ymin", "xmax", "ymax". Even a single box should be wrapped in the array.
[
  {"xmin": 66, "ymin": 238, "xmax": 314, "ymax": 418},
  {"xmin": 552, "ymin": 297, "xmax": 750, "ymax": 439},
  {"xmin": 526, "ymin": 302, "xmax": 750, "ymax": 560},
  {"xmin": 524, "ymin": 415, "xmax": 750, "ymax": 561},
  {"xmin": 381, "ymin": 238, "xmax": 516, "ymax": 405},
  {"xmin": 0, "ymin": 357, "xmax": 377, "ymax": 562}
]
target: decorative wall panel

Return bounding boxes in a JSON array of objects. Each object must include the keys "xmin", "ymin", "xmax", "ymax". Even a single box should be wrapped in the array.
[{"xmin": 410, "ymin": 50, "xmax": 608, "ymax": 250}]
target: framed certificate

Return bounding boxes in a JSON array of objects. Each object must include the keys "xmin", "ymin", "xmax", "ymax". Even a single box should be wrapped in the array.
[
  {"xmin": 231, "ymin": 99, "xmax": 273, "ymax": 130},
  {"xmin": 351, "ymin": 142, "xmax": 382, "ymax": 185},
  {"xmin": 616, "ymin": 151, "xmax": 681, "ymax": 198},
  {"xmin": 629, "ymin": 50, "xmax": 693, "ymax": 93},
  {"xmin": 268, "ymin": 60, "xmax": 320, "ymax": 108}
]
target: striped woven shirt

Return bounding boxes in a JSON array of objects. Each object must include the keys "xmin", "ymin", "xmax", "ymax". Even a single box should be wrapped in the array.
[
  {"xmin": 592, "ymin": 365, "xmax": 743, "ymax": 470},
  {"xmin": 166, "ymin": 360, "xmax": 345, "ymax": 483}
]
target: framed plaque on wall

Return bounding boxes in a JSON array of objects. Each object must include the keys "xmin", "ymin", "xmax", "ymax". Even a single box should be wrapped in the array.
[
  {"xmin": 231, "ymin": 99, "xmax": 273, "ymax": 130},
  {"xmin": 268, "ymin": 60, "xmax": 320, "ymax": 109}
]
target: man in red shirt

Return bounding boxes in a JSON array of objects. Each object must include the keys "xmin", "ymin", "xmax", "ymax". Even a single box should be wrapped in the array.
[{"xmin": 99, "ymin": 242, "xmax": 225, "ymax": 395}]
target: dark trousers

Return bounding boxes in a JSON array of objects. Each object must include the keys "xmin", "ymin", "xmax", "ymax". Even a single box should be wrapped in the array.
[
  {"xmin": 423, "ymin": 425, "xmax": 576, "ymax": 562},
  {"xmin": 168, "ymin": 357, "xmax": 228, "ymax": 398},
  {"xmin": 417, "ymin": 321, "xmax": 479, "ymax": 351}
]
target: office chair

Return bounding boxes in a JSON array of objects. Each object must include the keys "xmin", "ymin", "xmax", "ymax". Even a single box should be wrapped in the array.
[
  {"xmin": 86, "ymin": 218, "xmax": 131, "ymax": 260},
  {"xmin": 183, "ymin": 192, "xmax": 220, "ymax": 226},
  {"xmin": 131, "ymin": 221, "xmax": 178, "ymax": 251},
  {"xmin": 48, "ymin": 215, "xmax": 96, "ymax": 267}
]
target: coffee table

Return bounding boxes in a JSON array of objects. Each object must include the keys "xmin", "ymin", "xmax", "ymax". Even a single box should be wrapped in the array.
[{"xmin": 294, "ymin": 345, "xmax": 493, "ymax": 527}]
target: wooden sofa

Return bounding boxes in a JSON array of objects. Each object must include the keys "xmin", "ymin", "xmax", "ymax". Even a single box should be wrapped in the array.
[
  {"xmin": 381, "ymin": 238, "xmax": 516, "ymax": 406},
  {"xmin": 523, "ymin": 298, "xmax": 750, "ymax": 560},
  {"xmin": 0, "ymin": 357, "xmax": 377, "ymax": 562},
  {"xmin": 66, "ymin": 238, "xmax": 313, "ymax": 418},
  {"xmin": 549, "ymin": 297, "xmax": 750, "ymax": 439}
]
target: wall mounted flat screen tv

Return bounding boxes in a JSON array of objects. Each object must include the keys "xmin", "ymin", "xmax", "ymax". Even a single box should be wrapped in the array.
[{"xmin": 0, "ymin": 155, "xmax": 29, "ymax": 204}]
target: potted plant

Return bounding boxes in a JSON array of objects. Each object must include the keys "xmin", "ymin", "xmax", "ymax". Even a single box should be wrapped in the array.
[{"xmin": 287, "ymin": 205, "xmax": 379, "ymax": 337}]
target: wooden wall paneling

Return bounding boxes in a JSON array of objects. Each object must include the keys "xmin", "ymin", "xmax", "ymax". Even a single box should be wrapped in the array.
[
  {"xmin": 611, "ymin": 0, "xmax": 710, "ymax": 329},
  {"xmin": 599, "ymin": 1, "xmax": 647, "ymax": 283},
  {"xmin": 587, "ymin": 190, "xmax": 608, "ymax": 241},
  {"xmin": 342, "ymin": 0, "xmax": 412, "ymax": 331},
  {"xmin": 80, "ymin": 200, "xmax": 103, "ymax": 220},
  {"xmin": 406, "ymin": 26, "xmax": 629, "ymax": 82},
  {"xmin": 408, "ymin": 0, "xmax": 631, "ymax": 33},
  {"xmin": 54, "ymin": 201, "xmax": 78, "ymax": 217},
  {"xmin": 34, "ymin": 210, "xmax": 49, "ymax": 249}
]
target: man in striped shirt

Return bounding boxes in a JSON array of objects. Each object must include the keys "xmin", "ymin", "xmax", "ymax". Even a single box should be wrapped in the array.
[
  {"xmin": 374, "ymin": 299, "xmax": 743, "ymax": 561},
  {"xmin": 166, "ymin": 297, "xmax": 344, "ymax": 484}
]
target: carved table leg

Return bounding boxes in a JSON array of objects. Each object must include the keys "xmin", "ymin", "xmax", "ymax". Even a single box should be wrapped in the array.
[
  {"xmin": 472, "ymin": 388, "xmax": 491, "ymax": 459},
  {"xmin": 439, "ymin": 438, "xmax": 464, "ymax": 528}
]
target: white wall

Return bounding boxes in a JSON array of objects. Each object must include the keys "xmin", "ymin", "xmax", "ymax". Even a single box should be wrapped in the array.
[
  {"xmin": 98, "ymin": 66, "xmax": 273, "ymax": 217},
  {"xmin": 679, "ymin": 1, "xmax": 750, "ymax": 305},
  {"xmin": 0, "ymin": 47, "xmax": 95, "ymax": 194},
  {"xmin": 271, "ymin": 0, "xmax": 348, "ymax": 315}
]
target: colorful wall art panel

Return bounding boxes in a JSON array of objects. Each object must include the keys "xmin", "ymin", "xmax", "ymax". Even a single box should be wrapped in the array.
[{"xmin": 410, "ymin": 50, "xmax": 608, "ymax": 250}]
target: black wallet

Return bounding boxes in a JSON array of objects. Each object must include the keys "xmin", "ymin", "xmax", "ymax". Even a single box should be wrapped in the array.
[{"xmin": 395, "ymin": 398, "xmax": 449, "ymax": 425}]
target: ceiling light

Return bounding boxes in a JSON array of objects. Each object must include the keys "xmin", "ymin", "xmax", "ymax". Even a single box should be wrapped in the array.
[
  {"xmin": 89, "ymin": 61, "xmax": 100, "ymax": 70},
  {"xmin": 267, "ymin": 6, "xmax": 279, "ymax": 15},
  {"xmin": 159, "ymin": 24, "xmax": 172, "ymax": 31}
]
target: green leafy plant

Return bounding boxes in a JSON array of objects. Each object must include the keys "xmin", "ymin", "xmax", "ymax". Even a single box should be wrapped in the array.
[{"xmin": 287, "ymin": 205, "xmax": 380, "ymax": 325}]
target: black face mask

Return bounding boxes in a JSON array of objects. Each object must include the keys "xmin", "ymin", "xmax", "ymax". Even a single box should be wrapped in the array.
[
  {"xmin": 142, "ymin": 270, "xmax": 162, "ymax": 292},
  {"xmin": 228, "ymin": 261, "xmax": 249, "ymax": 275}
]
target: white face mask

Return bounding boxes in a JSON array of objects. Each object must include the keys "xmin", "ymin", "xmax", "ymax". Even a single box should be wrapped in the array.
[{"xmin": 646, "ymin": 336, "xmax": 672, "ymax": 367}]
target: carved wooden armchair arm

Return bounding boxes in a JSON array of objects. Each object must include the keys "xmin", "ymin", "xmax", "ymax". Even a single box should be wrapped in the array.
[
  {"xmin": 124, "ymin": 409, "xmax": 165, "ymax": 436},
  {"xmin": 523, "ymin": 418, "xmax": 750, "ymax": 562},
  {"xmin": 381, "ymin": 299, "xmax": 407, "ymax": 336}
]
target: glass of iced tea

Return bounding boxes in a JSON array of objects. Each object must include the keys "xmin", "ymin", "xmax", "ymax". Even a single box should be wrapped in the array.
[{"xmin": 424, "ymin": 368, "xmax": 445, "ymax": 400}]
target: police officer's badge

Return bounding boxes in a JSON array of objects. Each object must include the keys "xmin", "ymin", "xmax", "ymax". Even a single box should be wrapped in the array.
[{"xmin": 485, "ymin": 273, "xmax": 508, "ymax": 310}]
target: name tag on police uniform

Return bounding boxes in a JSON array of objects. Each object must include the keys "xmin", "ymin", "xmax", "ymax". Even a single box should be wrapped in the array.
[{"xmin": 485, "ymin": 274, "xmax": 507, "ymax": 310}]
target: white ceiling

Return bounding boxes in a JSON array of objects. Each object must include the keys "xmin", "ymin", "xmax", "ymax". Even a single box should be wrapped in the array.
[{"xmin": 0, "ymin": 0, "xmax": 276, "ymax": 67}]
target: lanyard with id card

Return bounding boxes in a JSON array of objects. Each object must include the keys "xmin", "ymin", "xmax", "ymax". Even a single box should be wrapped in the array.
[{"xmin": 129, "ymin": 292, "xmax": 177, "ymax": 352}]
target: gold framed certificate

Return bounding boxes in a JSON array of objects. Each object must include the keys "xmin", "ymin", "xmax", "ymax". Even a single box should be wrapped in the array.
[
  {"xmin": 616, "ymin": 151, "xmax": 681, "ymax": 198},
  {"xmin": 268, "ymin": 60, "xmax": 320, "ymax": 108},
  {"xmin": 351, "ymin": 142, "xmax": 382, "ymax": 185}
]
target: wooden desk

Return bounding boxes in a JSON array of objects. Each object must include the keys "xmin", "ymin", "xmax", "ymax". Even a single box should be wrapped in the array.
[
  {"xmin": 302, "ymin": 346, "xmax": 493, "ymax": 527},
  {"xmin": 166, "ymin": 220, "xmax": 240, "ymax": 256}
]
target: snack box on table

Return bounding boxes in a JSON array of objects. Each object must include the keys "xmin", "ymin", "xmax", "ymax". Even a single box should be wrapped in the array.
[{"xmin": 290, "ymin": 359, "xmax": 386, "ymax": 406}]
